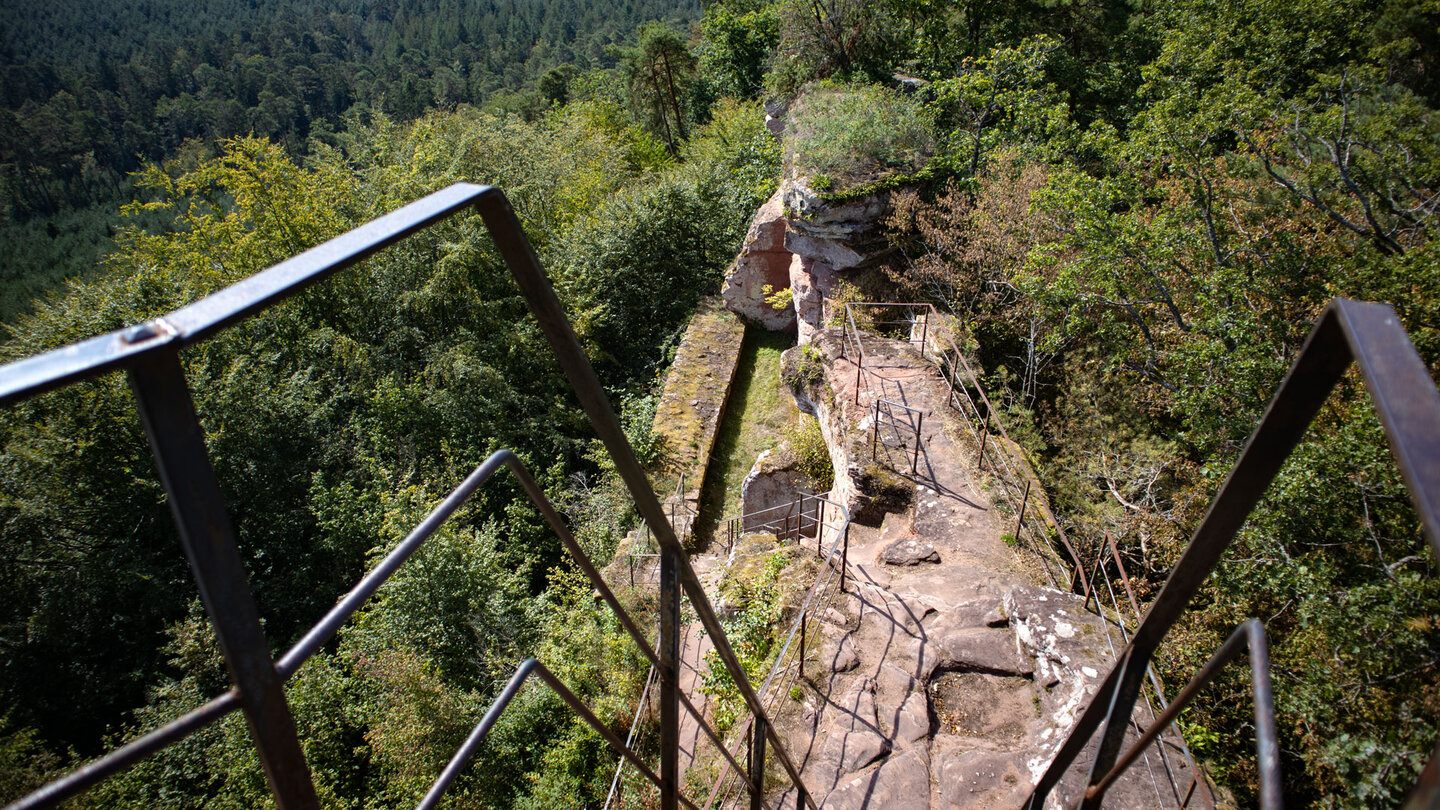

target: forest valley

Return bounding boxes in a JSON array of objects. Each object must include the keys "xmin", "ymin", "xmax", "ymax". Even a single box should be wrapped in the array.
[{"xmin": 1, "ymin": 0, "xmax": 1438, "ymax": 806}]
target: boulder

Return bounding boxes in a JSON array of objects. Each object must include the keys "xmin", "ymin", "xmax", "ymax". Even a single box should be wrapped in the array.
[
  {"xmin": 879, "ymin": 538, "xmax": 941, "ymax": 566},
  {"xmin": 932, "ymin": 625, "xmax": 1033, "ymax": 676}
]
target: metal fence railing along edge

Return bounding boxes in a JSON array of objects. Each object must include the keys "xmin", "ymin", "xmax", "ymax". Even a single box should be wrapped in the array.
[
  {"xmin": 825, "ymin": 296, "xmax": 1440, "ymax": 808},
  {"xmin": 826, "ymin": 300, "xmax": 1085, "ymax": 592},
  {"xmin": 0, "ymin": 184, "xmax": 817, "ymax": 810}
]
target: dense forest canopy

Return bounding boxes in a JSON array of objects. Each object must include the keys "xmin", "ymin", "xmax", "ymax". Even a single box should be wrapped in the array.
[
  {"xmin": 1, "ymin": 0, "xmax": 1438, "ymax": 806},
  {"xmin": 0, "ymin": 0, "xmax": 701, "ymax": 319}
]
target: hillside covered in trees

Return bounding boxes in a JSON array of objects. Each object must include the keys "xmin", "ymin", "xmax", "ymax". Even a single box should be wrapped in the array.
[
  {"xmin": 0, "ymin": 0, "xmax": 701, "ymax": 318},
  {"xmin": 2, "ymin": 0, "xmax": 1439, "ymax": 806}
]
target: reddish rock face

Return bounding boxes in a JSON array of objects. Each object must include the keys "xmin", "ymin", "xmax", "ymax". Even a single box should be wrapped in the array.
[{"xmin": 722, "ymin": 188, "xmax": 797, "ymax": 331}]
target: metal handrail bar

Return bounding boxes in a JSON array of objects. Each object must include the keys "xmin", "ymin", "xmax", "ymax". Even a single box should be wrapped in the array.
[
  {"xmin": 1086, "ymin": 583, "xmax": 1170, "ymax": 807},
  {"xmin": 1089, "ymin": 543, "xmax": 1187, "ymax": 807},
  {"xmin": 1023, "ymin": 298, "xmax": 1440, "ymax": 809},
  {"xmin": 418, "ymin": 658, "xmax": 702, "ymax": 810},
  {"xmin": 7, "ymin": 691, "xmax": 241, "ymax": 810},
  {"xmin": 0, "ymin": 183, "xmax": 815, "ymax": 810},
  {"xmin": 702, "ymin": 499, "xmax": 852, "ymax": 810},
  {"xmin": 0, "ymin": 184, "xmax": 492, "ymax": 407},
  {"xmin": 451, "ymin": 185, "xmax": 822, "ymax": 810},
  {"xmin": 605, "ymin": 663, "xmax": 659, "ymax": 809},
  {"xmin": 1085, "ymin": 620, "xmax": 1279, "ymax": 808},
  {"xmin": 874, "ymin": 397, "xmax": 924, "ymax": 417},
  {"xmin": 482, "ymin": 188, "xmax": 821, "ymax": 809},
  {"xmin": 277, "ymin": 450, "xmax": 513, "ymax": 677}
]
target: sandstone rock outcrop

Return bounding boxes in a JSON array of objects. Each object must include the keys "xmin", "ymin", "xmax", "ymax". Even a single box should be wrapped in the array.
[
  {"xmin": 740, "ymin": 446, "xmax": 820, "ymax": 538},
  {"xmin": 782, "ymin": 178, "xmax": 888, "ymax": 343},
  {"xmin": 761, "ymin": 328, "xmax": 1196, "ymax": 809},
  {"xmin": 720, "ymin": 174, "xmax": 893, "ymax": 340},
  {"xmin": 721, "ymin": 188, "xmax": 796, "ymax": 331}
]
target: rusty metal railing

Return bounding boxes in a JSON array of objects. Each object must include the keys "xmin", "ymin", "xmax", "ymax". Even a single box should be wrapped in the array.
[
  {"xmin": 829, "ymin": 299, "xmax": 1086, "ymax": 592},
  {"xmin": 1078, "ymin": 530, "xmax": 1215, "ymax": 808},
  {"xmin": 607, "ymin": 492, "xmax": 853, "ymax": 810},
  {"xmin": 831, "ymin": 299, "xmax": 1207, "ymax": 804},
  {"xmin": 870, "ymin": 396, "xmax": 924, "ymax": 475},
  {"xmin": 704, "ymin": 494, "xmax": 853, "ymax": 810},
  {"xmin": 0, "ymin": 184, "xmax": 815, "ymax": 810},
  {"xmin": 1023, "ymin": 298, "xmax": 1440, "ymax": 809}
]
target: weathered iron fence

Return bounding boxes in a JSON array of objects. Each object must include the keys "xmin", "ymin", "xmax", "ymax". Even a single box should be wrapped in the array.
[
  {"xmin": 830, "ymin": 296, "xmax": 1439, "ymax": 807},
  {"xmin": 870, "ymin": 396, "xmax": 924, "ymax": 475},
  {"xmin": 626, "ymin": 472, "xmax": 697, "ymax": 587},
  {"xmin": 605, "ymin": 492, "xmax": 852, "ymax": 810},
  {"xmin": 0, "ymin": 184, "xmax": 815, "ymax": 810},
  {"xmin": 1077, "ymin": 530, "xmax": 1217, "ymax": 808},
  {"xmin": 829, "ymin": 299, "xmax": 1085, "ymax": 592},
  {"xmin": 1023, "ymin": 298, "xmax": 1440, "ymax": 809},
  {"xmin": 705, "ymin": 495, "xmax": 853, "ymax": 810}
]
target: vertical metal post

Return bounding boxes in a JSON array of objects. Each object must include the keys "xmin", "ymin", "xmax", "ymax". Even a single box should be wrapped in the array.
[
  {"xmin": 1247, "ymin": 622, "xmax": 1282, "ymax": 810},
  {"xmin": 853, "ymin": 350, "xmax": 863, "ymax": 405},
  {"xmin": 128, "ymin": 349, "xmax": 319, "ymax": 810},
  {"xmin": 871, "ymin": 400, "xmax": 880, "ymax": 460},
  {"xmin": 841, "ymin": 521, "xmax": 850, "ymax": 592},
  {"xmin": 911, "ymin": 412, "xmax": 923, "ymax": 475},
  {"xmin": 948, "ymin": 350, "xmax": 959, "ymax": 409},
  {"xmin": 750, "ymin": 716, "xmax": 768, "ymax": 810},
  {"xmin": 977, "ymin": 412, "xmax": 990, "ymax": 468},
  {"xmin": 1013, "ymin": 480, "xmax": 1030, "ymax": 545},
  {"xmin": 659, "ymin": 549, "xmax": 680, "ymax": 810},
  {"xmin": 919, "ymin": 309, "xmax": 929, "ymax": 359},
  {"xmin": 799, "ymin": 611, "xmax": 807, "ymax": 681},
  {"xmin": 1106, "ymin": 531, "xmax": 1143, "ymax": 622}
]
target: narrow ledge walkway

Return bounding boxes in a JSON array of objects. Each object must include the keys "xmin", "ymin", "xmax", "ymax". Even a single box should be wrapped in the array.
[{"xmin": 753, "ymin": 328, "xmax": 1197, "ymax": 810}]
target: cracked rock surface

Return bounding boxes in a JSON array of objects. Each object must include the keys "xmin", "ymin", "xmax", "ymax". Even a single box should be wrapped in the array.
[{"xmin": 760, "ymin": 331, "xmax": 1196, "ymax": 809}]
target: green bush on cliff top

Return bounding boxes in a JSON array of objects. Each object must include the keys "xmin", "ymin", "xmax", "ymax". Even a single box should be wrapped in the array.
[{"xmin": 786, "ymin": 83, "xmax": 935, "ymax": 195}]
